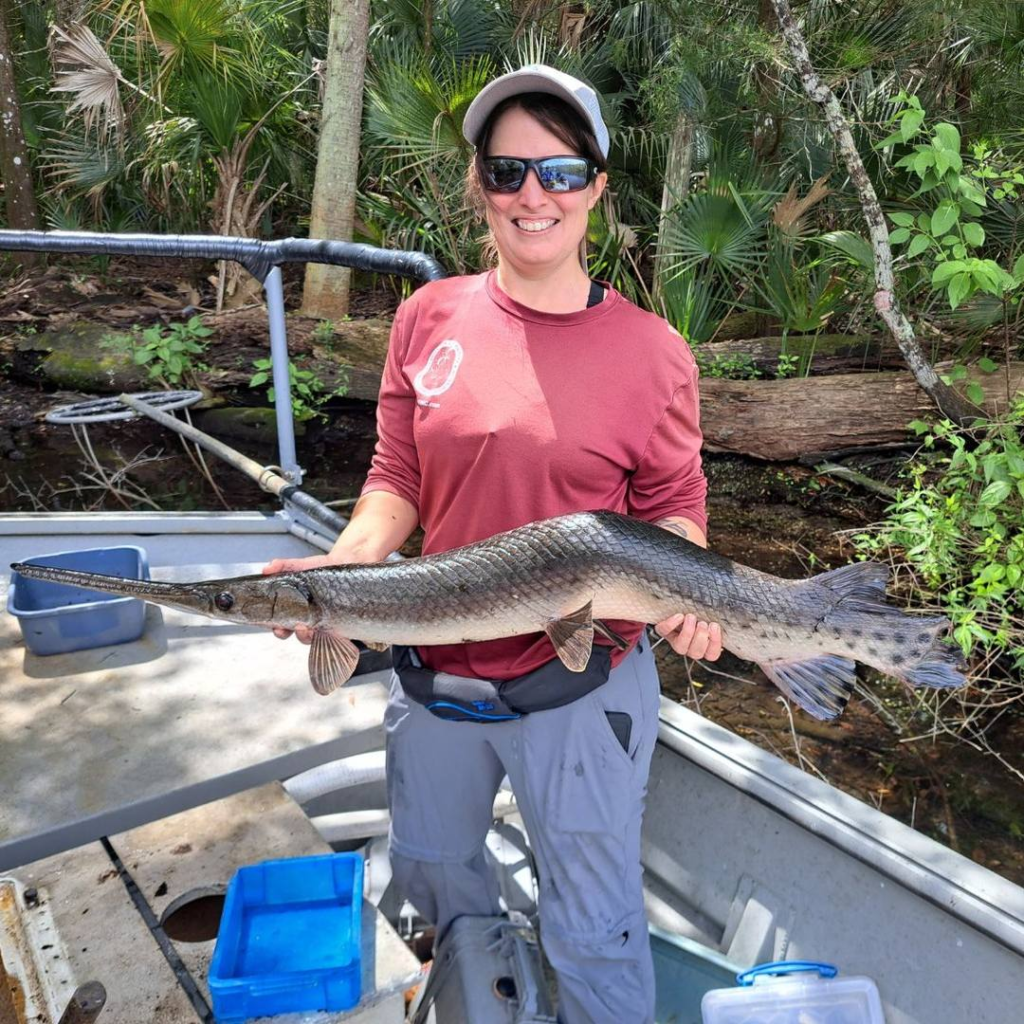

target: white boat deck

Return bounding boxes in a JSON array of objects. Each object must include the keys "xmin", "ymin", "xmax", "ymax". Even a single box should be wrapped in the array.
[{"xmin": 1, "ymin": 512, "xmax": 390, "ymax": 871}]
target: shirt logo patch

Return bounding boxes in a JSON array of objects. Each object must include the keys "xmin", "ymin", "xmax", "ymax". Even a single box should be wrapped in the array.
[{"xmin": 414, "ymin": 339, "xmax": 463, "ymax": 407}]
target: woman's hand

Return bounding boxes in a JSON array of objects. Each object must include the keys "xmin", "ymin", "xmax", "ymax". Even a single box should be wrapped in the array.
[
  {"xmin": 653, "ymin": 613, "xmax": 723, "ymax": 661},
  {"xmin": 262, "ymin": 555, "xmax": 339, "ymax": 643}
]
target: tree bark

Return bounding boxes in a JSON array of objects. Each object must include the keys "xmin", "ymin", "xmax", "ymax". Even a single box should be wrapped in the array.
[
  {"xmin": 700, "ymin": 362, "xmax": 1024, "ymax": 461},
  {"xmin": 301, "ymin": 0, "xmax": 370, "ymax": 320},
  {"xmin": 654, "ymin": 111, "xmax": 693, "ymax": 308},
  {"xmin": 0, "ymin": 0, "xmax": 40, "ymax": 249},
  {"xmin": 768, "ymin": 0, "xmax": 980, "ymax": 425}
]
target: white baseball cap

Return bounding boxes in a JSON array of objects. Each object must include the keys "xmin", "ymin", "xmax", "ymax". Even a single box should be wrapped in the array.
[{"xmin": 462, "ymin": 63, "xmax": 609, "ymax": 159}]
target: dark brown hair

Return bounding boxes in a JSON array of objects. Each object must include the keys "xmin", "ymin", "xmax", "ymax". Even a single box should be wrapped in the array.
[{"xmin": 464, "ymin": 92, "xmax": 608, "ymax": 267}]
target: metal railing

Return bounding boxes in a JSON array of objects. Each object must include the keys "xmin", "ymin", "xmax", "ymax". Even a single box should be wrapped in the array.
[{"xmin": 0, "ymin": 229, "xmax": 446, "ymax": 488}]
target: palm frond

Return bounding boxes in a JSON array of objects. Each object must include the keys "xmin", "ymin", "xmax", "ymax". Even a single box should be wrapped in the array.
[{"xmin": 50, "ymin": 23, "xmax": 127, "ymax": 137}]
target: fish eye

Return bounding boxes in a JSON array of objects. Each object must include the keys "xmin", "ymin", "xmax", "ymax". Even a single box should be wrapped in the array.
[{"xmin": 214, "ymin": 591, "xmax": 234, "ymax": 611}]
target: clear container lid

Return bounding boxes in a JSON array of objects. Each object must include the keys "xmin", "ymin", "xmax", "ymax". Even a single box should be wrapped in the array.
[{"xmin": 701, "ymin": 961, "xmax": 886, "ymax": 1024}]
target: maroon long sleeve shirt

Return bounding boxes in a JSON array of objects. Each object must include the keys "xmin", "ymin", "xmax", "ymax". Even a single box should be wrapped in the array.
[{"xmin": 362, "ymin": 270, "xmax": 707, "ymax": 679}]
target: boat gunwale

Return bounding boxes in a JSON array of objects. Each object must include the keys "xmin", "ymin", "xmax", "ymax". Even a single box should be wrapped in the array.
[{"xmin": 656, "ymin": 699, "xmax": 1024, "ymax": 958}]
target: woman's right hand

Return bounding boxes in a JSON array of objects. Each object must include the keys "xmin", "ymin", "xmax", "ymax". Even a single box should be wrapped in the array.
[{"xmin": 262, "ymin": 554, "xmax": 340, "ymax": 643}]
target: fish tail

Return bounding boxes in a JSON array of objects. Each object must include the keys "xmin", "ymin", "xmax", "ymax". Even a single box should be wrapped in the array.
[{"xmin": 895, "ymin": 617, "xmax": 967, "ymax": 690}]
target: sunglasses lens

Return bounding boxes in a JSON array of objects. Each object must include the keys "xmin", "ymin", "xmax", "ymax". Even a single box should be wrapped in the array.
[
  {"xmin": 537, "ymin": 157, "xmax": 592, "ymax": 192},
  {"xmin": 481, "ymin": 158, "xmax": 527, "ymax": 192}
]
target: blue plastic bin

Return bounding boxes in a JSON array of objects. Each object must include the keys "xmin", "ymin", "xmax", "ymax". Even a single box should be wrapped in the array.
[
  {"xmin": 209, "ymin": 853, "xmax": 364, "ymax": 1022},
  {"xmin": 7, "ymin": 546, "xmax": 150, "ymax": 656}
]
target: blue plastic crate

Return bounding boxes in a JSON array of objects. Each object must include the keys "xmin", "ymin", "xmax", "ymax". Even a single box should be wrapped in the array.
[
  {"xmin": 7, "ymin": 546, "xmax": 149, "ymax": 656},
  {"xmin": 209, "ymin": 854, "xmax": 364, "ymax": 1022}
]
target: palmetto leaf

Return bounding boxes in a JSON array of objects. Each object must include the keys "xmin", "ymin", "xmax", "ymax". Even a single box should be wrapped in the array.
[
  {"xmin": 817, "ymin": 230, "xmax": 875, "ymax": 271},
  {"xmin": 145, "ymin": 0, "xmax": 248, "ymax": 83},
  {"xmin": 773, "ymin": 174, "xmax": 831, "ymax": 239},
  {"xmin": 661, "ymin": 192, "xmax": 766, "ymax": 277},
  {"xmin": 50, "ymin": 24, "xmax": 127, "ymax": 137}
]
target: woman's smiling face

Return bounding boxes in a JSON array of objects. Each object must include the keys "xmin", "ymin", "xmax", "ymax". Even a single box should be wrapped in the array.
[{"xmin": 483, "ymin": 105, "xmax": 606, "ymax": 276}]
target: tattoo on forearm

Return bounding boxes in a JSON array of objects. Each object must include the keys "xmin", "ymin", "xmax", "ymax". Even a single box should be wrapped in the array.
[{"xmin": 655, "ymin": 518, "xmax": 689, "ymax": 540}]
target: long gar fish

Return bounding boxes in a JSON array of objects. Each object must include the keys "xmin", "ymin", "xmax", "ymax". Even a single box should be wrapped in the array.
[{"xmin": 10, "ymin": 510, "xmax": 965, "ymax": 720}]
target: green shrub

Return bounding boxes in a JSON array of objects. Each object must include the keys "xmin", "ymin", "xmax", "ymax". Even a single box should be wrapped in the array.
[
  {"xmin": 133, "ymin": 315, "xmax": 212, "ymax": 385},
  {"xmin": 851, "ymin": 399, "xmax": 1024, "ymax": 674}
]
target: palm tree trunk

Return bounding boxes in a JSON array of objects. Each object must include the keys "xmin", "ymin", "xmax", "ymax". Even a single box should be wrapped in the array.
[
  {"xmin": 769, "ymin": 0, "xmax": 979, "ymax": 425},
  {"xmin": 0, "ymin": 0, "xmax": 40, "ymax": 246},
  {"xmin": 301, "ymin": 0, "xmax": 370, "ymax": 320},
  {"xmin": 653, "ymin": 112, "xmax": 693, "ymax": 307}
]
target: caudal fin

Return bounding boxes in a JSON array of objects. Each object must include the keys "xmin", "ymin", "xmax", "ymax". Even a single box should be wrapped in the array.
[{"xmin": 897, "ymin": 625, "xmax": 967, "ymax": 690}]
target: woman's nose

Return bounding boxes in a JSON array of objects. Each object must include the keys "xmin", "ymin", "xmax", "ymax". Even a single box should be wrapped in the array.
[{"xmin": 516, "ymin": 167, "xmax": 550, "ymax": 206}]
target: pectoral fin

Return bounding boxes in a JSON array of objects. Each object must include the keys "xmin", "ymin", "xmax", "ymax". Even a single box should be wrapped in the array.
[
  {"xmin": 309, "ymin": 629, "xmax": 360, "ymax": 695},
  {"xmin": 545, "ymin": 601, "xmax": 594, "ymax": 672}
]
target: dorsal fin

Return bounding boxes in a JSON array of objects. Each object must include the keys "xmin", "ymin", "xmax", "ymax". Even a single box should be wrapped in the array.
[{"xmin": 814, "ymin": 561, "xmax": 890, "ymax": 604}]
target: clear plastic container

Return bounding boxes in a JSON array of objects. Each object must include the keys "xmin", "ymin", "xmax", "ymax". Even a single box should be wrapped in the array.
[{"xmin": 701, "ymin": 960, "xmax": 885, "ymax": 1024}]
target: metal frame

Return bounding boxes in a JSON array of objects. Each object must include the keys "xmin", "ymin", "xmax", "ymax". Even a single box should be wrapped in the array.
[{"xmin": 0, "ymin": 229, "xmax": 446, "ymax": 488}]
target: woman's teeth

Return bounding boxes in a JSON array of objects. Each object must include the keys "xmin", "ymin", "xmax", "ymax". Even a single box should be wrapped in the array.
[{"xmin": 514, "ymin": 219, "xmax": 557, "ymax": 233}]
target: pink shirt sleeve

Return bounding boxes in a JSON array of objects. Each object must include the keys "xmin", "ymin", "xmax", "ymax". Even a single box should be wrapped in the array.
[
  {"xmin": 626, "ymin": 372, "xmax": 708, "ymax": 536},
  {"xmin": 361, "ymin": 302, "xmax": 422, "ymax": 511}
]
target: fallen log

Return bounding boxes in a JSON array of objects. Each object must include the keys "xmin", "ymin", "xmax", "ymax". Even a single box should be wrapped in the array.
[
  {"xmin": 700, "ymin": 363, "xmax": 1024, "ymax": 461},
  {"xmin": 696, "ymin": 334, "xmax": 909, "ymax": 376}
]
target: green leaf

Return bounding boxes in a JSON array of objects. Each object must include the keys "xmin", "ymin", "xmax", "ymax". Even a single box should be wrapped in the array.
[
  {"xmin": 948, "ymin": 273, "xmax": 971, "ymax": 309},
  {"xmin": 932, "ymin": 260, "xmax": 966, "ymax": 285},
  {"xmin": 962, "ymin": 222, "xmax": 985, "ymax": 247},
  {"xmin": 979, "ymin": 357, "xmax": 999, "ymax": 373},
  {"xmin": 133, "ymin": 350, "xmax": 154, "ymax": 364},
  {"xmin": 907, "ymin": 234, "xmax": 931, "ymax": 258},
  {"xmin": 249, "ymin": 372, "xmax": 269, "ymax": 387},
  {"xmin": 876, "ymin": 131, "xmax": 904, "ymax": 149},
  {"xmin": 889, "ymin": 227, "xmax": 910, "ymax": 244},
  {"xmin": 966, "ymin": 381, "xmax": 985, "ymax": 404},
  {"xmin": 980, "ymin": 480, "xmax": 1012, "ymax": 506},
  {"xmin": 957, "ymin": 177, "xmax": 987, "ymax": 207},
  {"xmin": 889, "ymin": 212, "xmax": 916, "ymax": 227},
  {"xmin": 1013, "ymin": 254, "xmax": 1024, "ymax": 283},
  {"xmin": 933, "ymin": 122, "xmax": 961, "ymax": 153},
  {"xmin": 901, "ymin": 110, "xmax": 925, "ymax": 141},
  {"xmin": 931, "ymin": 200, "xmax": 959, "ymax": 235}
]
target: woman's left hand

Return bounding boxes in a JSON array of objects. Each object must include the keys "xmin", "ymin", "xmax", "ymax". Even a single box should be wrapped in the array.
[{"xmin": 654, "ymin": 613, "xmax": 723, "ymax": 661}]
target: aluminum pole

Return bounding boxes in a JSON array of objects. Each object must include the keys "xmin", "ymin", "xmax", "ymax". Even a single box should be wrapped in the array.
[{"xmin": 264, "ymin": 266, "xmax": 302, "ymax": 484}]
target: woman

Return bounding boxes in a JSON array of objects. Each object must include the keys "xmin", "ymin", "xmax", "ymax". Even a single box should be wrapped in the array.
[{"xmin": 267, "ymin": 64, "xmax": 721, "ymax": 1024}]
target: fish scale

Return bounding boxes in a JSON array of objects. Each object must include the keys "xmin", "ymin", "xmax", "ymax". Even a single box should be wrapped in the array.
[{"xmin": 10, "ymin": 510, "xmax": 966, "ymax": 720}]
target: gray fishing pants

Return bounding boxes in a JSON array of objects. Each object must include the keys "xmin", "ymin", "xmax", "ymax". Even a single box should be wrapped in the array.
[{"xmin": 384, "ymin": 636, "xmax": 661, "ymax": 1024}]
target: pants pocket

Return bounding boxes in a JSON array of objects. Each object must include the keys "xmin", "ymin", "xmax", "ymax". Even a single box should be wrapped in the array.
[{"xmin": 548, "ymin": 690, "xmax": 636, "ymax": 835}]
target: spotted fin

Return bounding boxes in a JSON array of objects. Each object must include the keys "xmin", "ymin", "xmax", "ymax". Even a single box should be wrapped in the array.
[
  {"xmin": 545, "ymin": 601, "xmax": 594, "ymax": 672},
  {"xmin": 309, "ymin": 629, "xmax": 360, "ymax": 695},
  {"xmin": 362, "ymin": 641, "xmax": 390, "ymax": 652},
  {"xmin": 760, "ymin": 654, "xmax": 857, "ymax": 721}
]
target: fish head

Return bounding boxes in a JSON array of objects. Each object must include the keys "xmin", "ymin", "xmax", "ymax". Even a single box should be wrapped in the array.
[{"xmin": 187, "ymin": 575, "xmax": 316, "ymax": 630}]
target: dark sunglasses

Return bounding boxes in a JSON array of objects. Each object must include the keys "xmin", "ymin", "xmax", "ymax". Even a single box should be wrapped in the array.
[{"xmin": 478, "ymin": 155, "xmax": 598, "ymax": 194}]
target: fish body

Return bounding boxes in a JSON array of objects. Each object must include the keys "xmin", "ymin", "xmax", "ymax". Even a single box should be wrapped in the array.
[{"xmin": 10, "ymin": 510, "xmax": 965, "ymax": 719}]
